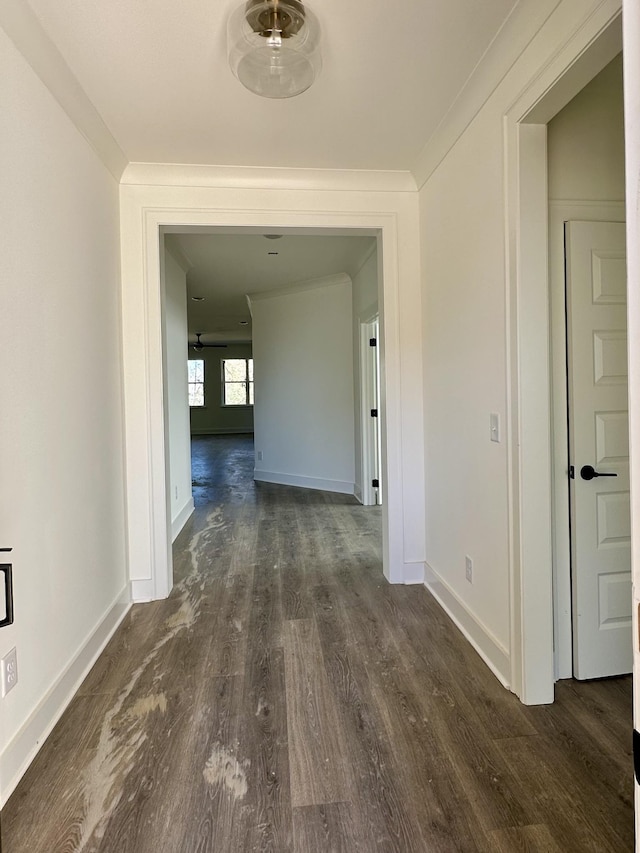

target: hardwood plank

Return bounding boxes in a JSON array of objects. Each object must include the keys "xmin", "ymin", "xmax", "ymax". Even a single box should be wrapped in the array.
[
  {"xmin": 494, "ymin": 735, "xmax": 631, "ymax": 852},
  {"xmin": 313, "ymin": 582, "xmax": 479, "ymax": 852},
  {"xmin": 239, "ymin": 647, "xmax": 293, "ymax": 852},
  {"xmin": 486, "ymin": 824, "xmax": 563, "ymax": 852},
  {"xmin": 283, "ymin": 619, "xmax": 355, "ymax": 809},
  {"xmin": 2, "ymin": 435, "xmax": 633, "ymax": 853},
  {"xmin": 292, "ymin": 802, "xmax": 364, "ymax": 853}
]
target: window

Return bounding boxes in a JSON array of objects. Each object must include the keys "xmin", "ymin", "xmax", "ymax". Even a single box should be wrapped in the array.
[
  {"xmin": 188, "ymin": 359, "xmax": 205, "ymax": 407},
  {"xmin": 222, "ymin": 358, "xmax": 253, "ymax": 406}
]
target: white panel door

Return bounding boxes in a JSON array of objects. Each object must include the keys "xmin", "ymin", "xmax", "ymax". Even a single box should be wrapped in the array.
[{"xmin": 566, "ymin": 221, "xmax": 631, "ymax": 679}]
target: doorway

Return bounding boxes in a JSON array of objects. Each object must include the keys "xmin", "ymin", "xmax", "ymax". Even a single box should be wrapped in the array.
[
  {"xmin": 121, "ymin": 203, "xmax": 423, "ymax": 601},
  {"xmin": 167, "ymin": 230, "xmax": 382, "ymax": 532},
  {"xmin": 546, "ymin": 54, "xmax": 629, "ymax": 681},
  {"xmin": 507, "ymin": 13, "xmax": 625, "ymax": 703}
]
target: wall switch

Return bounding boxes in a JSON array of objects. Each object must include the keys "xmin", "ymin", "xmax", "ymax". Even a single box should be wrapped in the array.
[
  {"xmin": 1, "ymin": 647, "xmax": 18, "ymax": 697},
  {"xmin": 257, "ymin": 451, "xmax": 263, "ymax": 462},
  {"xmin": 490, "ymin": 413, "xmax": 501, "ymax": 443},
  {"xmin": 465, "ymin": 556, "xmax": 473, "ymax": 583}
]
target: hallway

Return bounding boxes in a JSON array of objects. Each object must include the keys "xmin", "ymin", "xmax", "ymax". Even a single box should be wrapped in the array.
[{"xmin": 2, "ymin": 435, "xmax": 633, "ymax": 851}]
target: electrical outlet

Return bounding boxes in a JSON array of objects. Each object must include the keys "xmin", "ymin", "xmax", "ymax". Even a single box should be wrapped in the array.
[
  {"xmin": 465, "ymin": 556, "xmax": 473, "ymax": 583},
  {"xmin": 1, "ymin": 647, "xmax": 18, "ymax": 697}
]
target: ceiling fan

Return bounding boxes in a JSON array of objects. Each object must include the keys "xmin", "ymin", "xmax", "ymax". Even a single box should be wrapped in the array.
[{"xmin": 191, "ymin": 332, "xmax": 228, "ymax": 352}]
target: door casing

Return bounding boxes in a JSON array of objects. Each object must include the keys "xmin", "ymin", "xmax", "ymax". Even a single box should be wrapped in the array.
[{"xmin": 505, "ymin": 9, "xmax": 623, "ymax": 703}]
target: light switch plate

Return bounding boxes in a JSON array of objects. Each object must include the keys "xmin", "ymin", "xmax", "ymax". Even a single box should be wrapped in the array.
[{"xmin": 490, "ymin": 413, "xmax": 501, "ymax": 443}]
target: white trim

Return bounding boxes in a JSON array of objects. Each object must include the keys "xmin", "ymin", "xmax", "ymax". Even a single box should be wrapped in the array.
[
  {"xmin": 412, "ymin": 0, "xmax": 562, "ymax": 187},
  {"xmin": 548, "ymin": 202, "xmax": 626, "ymax": 681},
  {"xmin": 0, "ymin": 590, "xmax": 131, "ymax": 807},
  {"xmin": 412, "ymin": 0, "xmax": 621, "ymax": 188},
  {"xmin": 621, "ymin": 0, "xmax": 640, "ymax": 836},
  {"xmin": 424, "ymin": 563, "xmax": 511, "ymax": 688},
  {"xmin": 504, "ymin": 7, "xmax": 623, "ymax": 705},
  {"xmin": 247, "ymin": 272, "xmax": 351, "ymax": 303},
  {"xmin": 171, "ymin": 497, "xmax": 195, "ymax": 542},
  {"xmin": 254, "ymin": 469, "xmax": 355, "ymax": 496},
  {"xmin": 120, "ymin": 192, "xmax": 424, "ymax": 591},
  {"xmin": 352, "ymin": 241, "xmax": 378, "ymax": 279},
  {"xmin": 164, "ymin": 238, "xmax": 192, "ymax": 273},
  {"xmin": 122, "ymin": 162, "xmax": 417, "ymax": 193},
  {"xmin": 130, "ymin": 579, "xmax": 156, "ymax": 602},
  {"xmin": 353, "ymin": 483, "xmax": 364, "ymax": 505},
  {"xmin": 0, "ymin": 3, "xmax": 127, "ymax": 181},
  {"xmin": 403, "ymin": 562, "xmax": 425, "ymax": 585}
]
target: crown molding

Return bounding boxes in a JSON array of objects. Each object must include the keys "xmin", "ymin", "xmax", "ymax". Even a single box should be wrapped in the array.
[
  {"xmin": 411, "ymin": 0, "xmax": 565, "ymax": 189},
  {"xmin": 121, "ymin": 162, "xmax": 417, "ymax": 194},
  {"xmin": 247, "ymin": 272, "xmax": 351, "ymax": 307},
  {"xmin": 0, "ymin": 1, "xmax": 127, "ymax": 181},
  {"xmin": 163, "ymin": 235, "xmax": 193, "ymax": 273}
]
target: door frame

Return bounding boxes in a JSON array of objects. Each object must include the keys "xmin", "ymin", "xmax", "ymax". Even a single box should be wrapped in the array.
[
  {"xmin": 505, "ymin": 8, "xmax": 623, "ymax": 702},
  {"xmin": 119, "ymin": 184, "xmax": 425, "ymax": 600}
]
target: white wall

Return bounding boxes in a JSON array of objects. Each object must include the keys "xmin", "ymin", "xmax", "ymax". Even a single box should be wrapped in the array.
[
  {"xmin": 352, "ymin": 247, "xmax": 379, "ymax": 500},
  {"xmin": 418, "ymin": 0, "xmax": 623, "ymax": 692},
  {"xmin": 163, "ymin": 244, "xmax": 194, "ymax": 541},
  {"xmin": 548, "ymin": 54, "xmax": 625, "ymax": 201},
  {"xmin": 250, "ymin": 275, "xmax": 355, "ymax": 494},
  {"xmin": 421, "ymin": 124, "xmax": 512, "ymax": 659},
  {"xmin": 0, "ymin": 27, "xmax": 128, "ymax": 802}
]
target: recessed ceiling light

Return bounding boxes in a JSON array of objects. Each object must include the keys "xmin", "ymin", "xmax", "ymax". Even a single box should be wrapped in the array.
[
  {"xmin": 191, "ymin": 296, "xmax": 205, "ymax": 302},
  {"xmin": 264, "ymin": 234, "xmax": 282, "ymax": 240},
  {"xmin": 239, "ymin": 320, "xmax": 249, "ymax": 326}
]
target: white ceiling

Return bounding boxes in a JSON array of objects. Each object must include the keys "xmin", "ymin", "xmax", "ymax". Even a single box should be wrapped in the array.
[
  {"xmin": 26, "ymin": 0, "xmax": 519, "ymax": 172},
  {"xmin": 25, "ymin": 0, "xmax": 518, "ymax": 345},
  {"xmin": 167, "ymin": 231, "xmax": 376, "ymax": 342}
]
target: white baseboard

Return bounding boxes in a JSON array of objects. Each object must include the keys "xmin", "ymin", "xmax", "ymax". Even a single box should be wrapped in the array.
[
  {"xmin": 353, "ymin": 483, "xmax": 364, "ymax": 504},
  {"xmin": 254, "ymin": 470, "xmax": 355, "ymax": 496},
  {"xmin": 403, "ymin": 562, "xmax": 425, "ymax": 585},
  {"xmin": 424, "ymin": 562, "xmax": 511, "ymax": 689},
  {"xmin": 130, "ymin": 578, "xmax": 156, "ymax": 602},
  {"xmin": 171, "ymin": 497, "xmax": 195, "ymax": 542},
  {"xmin": 0, "ymin": 588, "xmax": 131, "ymax": 807}
]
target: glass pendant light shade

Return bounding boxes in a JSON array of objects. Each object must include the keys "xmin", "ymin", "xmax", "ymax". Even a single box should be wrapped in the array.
[{"xmin": 228, "ymin": 0, "xmax": 321, "ymax": 99}]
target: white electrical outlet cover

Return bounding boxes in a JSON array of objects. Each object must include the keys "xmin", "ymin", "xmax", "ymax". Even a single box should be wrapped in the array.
[{"xmin": 1, "ymin": 647, "xmax": 18, "ymax": 697}]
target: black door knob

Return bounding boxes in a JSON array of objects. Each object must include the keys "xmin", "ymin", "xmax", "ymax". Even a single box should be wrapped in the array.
[{"xmin": 580, "ymin": 465, "xmax": 618, "ymax": 481}]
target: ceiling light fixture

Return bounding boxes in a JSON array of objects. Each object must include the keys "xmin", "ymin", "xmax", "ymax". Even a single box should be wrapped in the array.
[
  {"xmin": 239, "ymin": 320, "xmax": 249, "ymax": 326},
  {"xmin": 191, "ymin": 296, "xmax": 205, "ymax": 302},
  {"xmin": 264, "ymin": 234, "xmax": 283, "ymax": 240},
  {"xmin": 228, "ymin": 0, "xmax": 321, "ymax": 99}
]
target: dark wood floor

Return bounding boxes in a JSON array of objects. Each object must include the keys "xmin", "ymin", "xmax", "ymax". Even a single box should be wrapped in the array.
[{"xmin": 2, "ymin": 435, "xmax": 633, "ymax": 851}]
